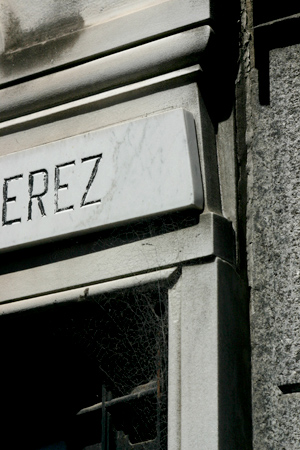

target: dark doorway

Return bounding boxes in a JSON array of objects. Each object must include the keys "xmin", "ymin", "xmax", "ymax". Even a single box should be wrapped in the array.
[{"xmin": 0, "ymin": 285, "xmax": 168, "ymax": 450}]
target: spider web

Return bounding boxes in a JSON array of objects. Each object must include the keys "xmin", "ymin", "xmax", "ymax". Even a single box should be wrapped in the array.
[{"xmin": 0, "ymin": 282, "xmax": 168, "ymax": 450}]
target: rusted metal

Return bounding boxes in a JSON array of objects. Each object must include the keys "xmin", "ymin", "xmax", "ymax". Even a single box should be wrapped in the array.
[{"xmin": 77, "ymin": 381, "xmax": 157, "ymax": 416}]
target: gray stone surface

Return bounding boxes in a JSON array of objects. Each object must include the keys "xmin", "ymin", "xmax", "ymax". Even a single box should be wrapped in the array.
[
  {"xmin": 0, "ymin": 0, "xmax": 213, "ymax": 85},
  {"xmin": 249, "ymin": 44, "xmax": 300, "ymax": 449},
  {"xmin": 173, "ymin": 259, "xmax": 251, "ymax": 450}
]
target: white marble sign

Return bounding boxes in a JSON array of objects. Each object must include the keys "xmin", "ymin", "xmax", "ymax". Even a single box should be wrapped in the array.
[{"xmin": 0, "ymin": 109, "xmax": 203, "ymax": 252}]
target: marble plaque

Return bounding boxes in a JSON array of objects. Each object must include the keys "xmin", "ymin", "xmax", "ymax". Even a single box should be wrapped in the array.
[{"xmin": 0, "ymin": 109, "xmax": 203, "ymax": 252}]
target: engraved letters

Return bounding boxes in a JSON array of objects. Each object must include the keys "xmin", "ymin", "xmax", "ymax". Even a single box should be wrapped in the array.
[
  {"xmin": 28, "ymin": 169, "xmax": 49, "ymax": 220},
  {"xmin": 54, "ymin": 162, "xmax": 75, "ymax": 213},
  {"xmin": 0, "ymin": 110, "xmax": 202, "ymax": 252},
  {"xmin": 2, "ymin": 153, "xmax": 102, "ymax": 227},
  {"xmin": 80, "ymin": 154, "xmax": 102, "ymax": 207},
  {"xmin": 2, "ymin": 175, "xmax": 23, "ymax": 225}
]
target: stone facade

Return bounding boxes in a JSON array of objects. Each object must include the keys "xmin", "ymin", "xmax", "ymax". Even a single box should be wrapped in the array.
[
  {"xmin": 1, "ymin": 0, "xmax": 300, "ymax": 449},
  {"xmin": 244, "ymin": 2, "xmax": 300, "ymax": 448}
]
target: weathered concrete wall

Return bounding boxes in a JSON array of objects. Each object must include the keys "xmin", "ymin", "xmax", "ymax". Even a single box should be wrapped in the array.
[
  {"xmin": 0, "ymin": 0, "xmax": 158, "ymax": 52},
  {"xmin": 248, "ymin": 41, "xmax": 300, "ymax": 449}
]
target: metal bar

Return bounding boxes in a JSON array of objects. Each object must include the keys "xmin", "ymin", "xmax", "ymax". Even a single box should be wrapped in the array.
[
  {"xmin": 102, "ymin": 385, "xmax": 107, "ymax": 450},
  {"xmin": 77, "ymin": 383, "xmax": 157, "ymax": 416}
]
